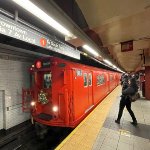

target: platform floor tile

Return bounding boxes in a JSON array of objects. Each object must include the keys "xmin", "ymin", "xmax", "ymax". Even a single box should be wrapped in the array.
[{"xmin": 92, "ymin": 93, "xmax": 150, "ymax": 150}]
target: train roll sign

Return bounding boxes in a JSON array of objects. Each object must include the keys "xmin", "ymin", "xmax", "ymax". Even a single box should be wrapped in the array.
[
  {"xmin": 35, "ymin": 60, "xmax": 51, "ymax": 69},
  {"xmin": 121, "ymin": 40, "xmax": 133, "ymax": 52},
  {"xmin": 42, "ymin": 60, "xmax": 51, "ymax": 68},
  {"xmin": 0, "ymin": 14, "xmax": 80, "ymax": 60}
]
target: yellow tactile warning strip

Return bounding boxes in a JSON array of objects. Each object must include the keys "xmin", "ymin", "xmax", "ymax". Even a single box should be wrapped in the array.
[{"xmin": 55, "ymin": 85, "xmax": 121, "ymax": 150}]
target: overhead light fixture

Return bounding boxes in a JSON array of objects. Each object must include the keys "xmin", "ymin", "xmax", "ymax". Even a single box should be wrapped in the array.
[
  {"xmin": 103, "ymin": 59, "xmax": 112, "ymax": 66},
  {"xmin": 116, "ymin": 68, "xmax": 124, "ymax": 73},
  {"xmin": 83, "ymin": 52, "xmax": 88, "ymax": 56},
  {"xmin": 103, "ymin": 59, "xmax": 124, "ymax": 72},
  {"xmin": 82, "ymin": 45, "xmax": 99, "ymax": 57},
  {"xmin": 12, "ymin": 0, "xmax": 74, "ymax": 38},
  {"xmin": 112, "ymin": 65, "xmax": 117, "ymax": 69}
]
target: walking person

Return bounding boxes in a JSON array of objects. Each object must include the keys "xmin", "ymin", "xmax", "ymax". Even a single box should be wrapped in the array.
[
  {"xmin": 115, "ymin": 77, "xmax": 138, "ymax": 126},
  {"xmin": 120, "ymin": 73, "xmax": 127, "ymax": 85}
]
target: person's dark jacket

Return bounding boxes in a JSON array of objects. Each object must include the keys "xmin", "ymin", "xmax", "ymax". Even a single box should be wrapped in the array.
[
  {"xmin": 122, "ymin": 87, "xmax": 136, "ymax": 96},
  {"xmin": 122, "ymin": 77, "xmax": 138, "ymax": 96},
  {"xmin": 122, "ymin": 80, "xmax": 128, "ymax": 91}
]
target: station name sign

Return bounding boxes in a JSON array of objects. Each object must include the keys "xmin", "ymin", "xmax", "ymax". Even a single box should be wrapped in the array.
[{"xmin": 0, "ymin": 14, "xmax": 80, "ymax": 60}]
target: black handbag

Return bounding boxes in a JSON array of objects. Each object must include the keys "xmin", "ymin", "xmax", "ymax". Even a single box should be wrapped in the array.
[{"xmin": 130, "ymin": 92, "xmax": 140, "ymax": 102}]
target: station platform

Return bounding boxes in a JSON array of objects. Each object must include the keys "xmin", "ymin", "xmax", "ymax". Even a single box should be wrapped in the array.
[{"xmin": 55, "ymin": 86, "xmax": 150, "ymax": 150}]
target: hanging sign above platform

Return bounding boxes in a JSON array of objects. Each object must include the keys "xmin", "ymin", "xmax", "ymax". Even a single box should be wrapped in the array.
[
  {"xmin": 121, "ymin": 40, "xmax": 133, "ymax": 52},
  {"xmin": 0, "ymin": 14, "xmax": 80, "ymax": 60}
]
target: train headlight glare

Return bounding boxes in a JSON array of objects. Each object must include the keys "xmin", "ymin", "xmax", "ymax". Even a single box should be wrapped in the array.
[
  {"xmin": 52, "ymin": 106, "xmax": 58, "ymax": 112},
  {"xmin": 31, "ymin": 101, "xmax": 36, "ymax": 106}
]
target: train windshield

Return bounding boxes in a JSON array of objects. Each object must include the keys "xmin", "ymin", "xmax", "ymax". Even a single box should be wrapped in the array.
[{"xmin": 43, "ymin": 72, "xmax": 52, "ymax": 89}]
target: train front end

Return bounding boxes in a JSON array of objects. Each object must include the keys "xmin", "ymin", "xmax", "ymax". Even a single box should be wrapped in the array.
[{"xmin": 30, "ymin": 57, "xmax": 71, "ymax": 128}]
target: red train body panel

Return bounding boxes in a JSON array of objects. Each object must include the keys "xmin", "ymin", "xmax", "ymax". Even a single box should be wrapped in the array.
[{"xmin": 29, "ymin": 57, "xmax": 121, "ymax": 128}]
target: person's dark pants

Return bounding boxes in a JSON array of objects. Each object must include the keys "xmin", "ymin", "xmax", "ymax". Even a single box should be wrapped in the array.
[{"xmin": 117, "ymin": 96, "xmax": 137, "ymax": 122}]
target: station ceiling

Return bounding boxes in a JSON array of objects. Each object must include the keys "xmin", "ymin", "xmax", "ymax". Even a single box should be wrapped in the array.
[{"xmin": 76, "ymin": 0, "xmax": 150, "ymax": 72}]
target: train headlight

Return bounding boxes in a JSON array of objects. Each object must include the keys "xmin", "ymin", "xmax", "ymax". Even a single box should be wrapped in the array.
[
  {"xmin": 31, "ymin": 101, "xmax": 36, "ymax": 106},
  {"xmin": 52, "ymin": 106, "xmax": 58, "ymax": 112}
]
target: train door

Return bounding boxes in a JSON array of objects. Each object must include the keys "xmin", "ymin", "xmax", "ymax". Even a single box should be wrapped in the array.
[
  {"xmin": 35, "ymin": 71, "xmax": 52, "ymax": 111},
  {"xmin": 106, "ymin": 73, "xmax": 110, "ymax": 93},
  {"xmin": 72, "ymin": 69, "xmax": 89, "ymax": 119},
  {"xmin": 0, "ymin": 90, "xmax": 4, "ymax": 130},
  {"xmin": 88, "ymin": 72, "xmax": 93, "ymax": 107}
]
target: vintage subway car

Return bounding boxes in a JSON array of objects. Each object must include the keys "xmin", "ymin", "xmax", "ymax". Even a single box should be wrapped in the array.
[{"xmin": 27, "ymin": 57, "xmax": 120, "ymax": 129}]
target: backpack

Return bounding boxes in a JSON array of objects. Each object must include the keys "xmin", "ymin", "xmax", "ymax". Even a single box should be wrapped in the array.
[{"xmin": 130, "ymin": 92, "xmax": 140, "ymax": 102}]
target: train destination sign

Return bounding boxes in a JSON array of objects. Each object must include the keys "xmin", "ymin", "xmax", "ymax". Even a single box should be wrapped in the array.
[
  {"xmin": 42, "ymin": 60, "xmax": 51, "ymax": 68},
  {"xmin": 0, "ymin": 14, "xmax": 80, "ymax": 60}
]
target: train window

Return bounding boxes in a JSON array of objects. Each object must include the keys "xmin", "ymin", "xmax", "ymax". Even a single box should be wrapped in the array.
[
  {"xmin": 110, "ymin": 74, "xmax": 114, "ymax": 81},
  {"xmin": 43, "ymin": 73, "xmax": 52, "ymax": 88},
  {"xmin": 83, "ymin": 73, "xmax": 88, "ymax": 87},
  {"xmin": 97, "ymin": 74, "xmax": 105, "ymax": 85},
  {"xmin": 76, "ymin": 70, "xmax": 82, "ymax": 76},
  {"xmin": 97, "ymin": 75, "xmax": 101, "ymax": 85},
  {"xmin": 88, "ymin": 73, "xmax": 92, "ymax": 86},
  {"xmin": 100, "ymin": 75, "xmax": 105, "ymax": 84}
]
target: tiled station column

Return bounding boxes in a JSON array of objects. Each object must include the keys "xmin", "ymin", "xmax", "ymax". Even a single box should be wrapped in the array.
[{"xmin": 145, "ymin": 66, "xmax": 150, "ymax": 100}]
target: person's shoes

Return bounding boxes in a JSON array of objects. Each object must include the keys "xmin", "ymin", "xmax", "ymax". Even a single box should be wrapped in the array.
[
  {"xmin": 115, "ymin": 120, "xmax": 120, "ymax": 124},
  {"xmin": 130, "ymin": 121, "xmax": 138, "ymax": 126}
]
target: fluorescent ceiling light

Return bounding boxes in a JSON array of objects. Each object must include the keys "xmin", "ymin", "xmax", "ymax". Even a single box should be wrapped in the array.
[
  {"xmin": 104, "ymin": 59, "xmax": 112, "ymax": 66},
  {"xmin": 12, "ymin": 0, "xmax": 74, "ymax": 37},
  {"xmin": 112, "ymin": 65, "xmax": 117, "ymax": 68},
  {"xmin": 82, "ymin": 45, "xmax": 99, "ymax": 56},
  {"xmin": 117, "ymin": 68, "xmax": 124, "ymax": 73}
]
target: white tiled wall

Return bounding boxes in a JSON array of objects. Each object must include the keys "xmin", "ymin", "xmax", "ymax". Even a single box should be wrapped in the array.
[
  {"xmin": 0, "ymin": 57, "xmax": 33, "ymax": 129},
  {"xmin": 0, "ymin": 91, "xmax": 4, "ymax": 130}
]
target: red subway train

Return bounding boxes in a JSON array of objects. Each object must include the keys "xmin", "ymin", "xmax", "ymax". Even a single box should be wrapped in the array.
[{"xmin": 28, "ymin": 56, "xmax": 121, "ymax": 130}]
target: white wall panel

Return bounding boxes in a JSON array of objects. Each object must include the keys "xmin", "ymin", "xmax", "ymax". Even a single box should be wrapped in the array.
[
  {"xmin": 0, "ymin": 56, "xmax": 33, "ymax": 129},
  {"xmin": 0, "ymin": 91, "xmax": 4, "ymax": 130}
]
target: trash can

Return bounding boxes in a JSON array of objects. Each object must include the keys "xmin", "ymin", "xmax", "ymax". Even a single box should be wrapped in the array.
[{"xmin": 141, "ymin": 81, "xmax": 145, "ymax": 97}]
